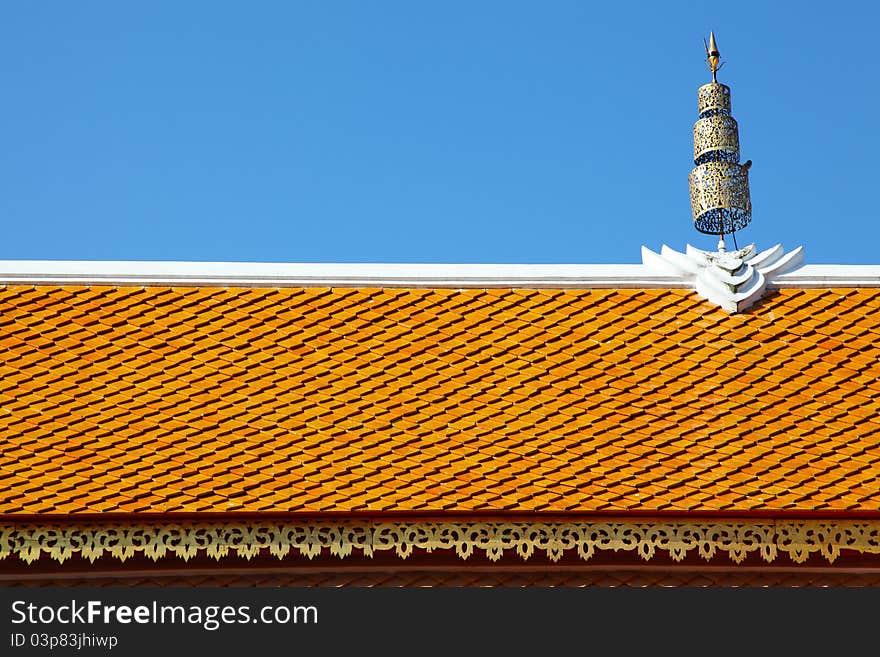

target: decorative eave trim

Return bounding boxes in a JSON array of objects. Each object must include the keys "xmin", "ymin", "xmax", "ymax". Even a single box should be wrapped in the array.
[{"xmin": 4, "ymin": 520, "xmax": 880, "ymax": 565}]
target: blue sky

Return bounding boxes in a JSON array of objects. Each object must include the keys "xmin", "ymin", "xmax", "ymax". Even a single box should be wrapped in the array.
[{"xmin": 1, "ymin": 2, "xmax": 876, "ymax": 263}]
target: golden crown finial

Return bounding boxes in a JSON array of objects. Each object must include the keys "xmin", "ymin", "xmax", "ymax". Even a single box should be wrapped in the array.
[
  {"xmin": 689, "ymin": 32, "xmax": 752, "ymax": 241},
  {"xmin": 704, "ymin": 31, "xmax": 722, "ymax": 82}
]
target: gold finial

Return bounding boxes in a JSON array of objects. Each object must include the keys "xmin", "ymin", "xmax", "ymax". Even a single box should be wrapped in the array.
[
  {"xmin": 689, "ymin": 33, "xmax": 752, "ymax": 241},
  {"xmin": 704, "ymin": 31, "xmax": 723, "ymax": 82}
]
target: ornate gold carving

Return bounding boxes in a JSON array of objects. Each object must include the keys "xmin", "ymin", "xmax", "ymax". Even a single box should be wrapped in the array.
[
  {"xmin": 693, "ymin": 115, "xmax": 739, "ymax": 160},
  {"xmin": 689, "ymin": 162, "xmax": 751, "ymax": 218},
  {"xmin": 690, "ymin": 53, "xmax": 751, "ymax": 235},
  {"xmin": 2, "ymin": 520, "xmax": 879, "ymax": 565},
  {"xmin": 697, "ymin": 82, "xmax": 731, "ymax": 115}
]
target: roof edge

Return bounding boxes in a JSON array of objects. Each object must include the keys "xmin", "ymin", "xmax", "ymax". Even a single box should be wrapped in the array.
[
  {"xmin": 5, "ymin": 509, "xmax": 880, "ymax": 522},
  {"xmin": 0, "ymin": 260, "xmax": 687, "ymax": 288},
  {"xmin": 0, "ymin": 260, "xmax": 878, "ymax": 288}
]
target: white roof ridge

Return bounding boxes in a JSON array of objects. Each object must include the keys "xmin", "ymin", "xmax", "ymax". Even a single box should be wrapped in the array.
[{"xmin": 0, "ymin": 259, "xmax": 878, "ymax": 288}]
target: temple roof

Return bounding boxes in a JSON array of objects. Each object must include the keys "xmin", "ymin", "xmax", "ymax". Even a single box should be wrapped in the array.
[{"xmin": 1, "ymin": 264, "xmax": 879, "ymax": 516}]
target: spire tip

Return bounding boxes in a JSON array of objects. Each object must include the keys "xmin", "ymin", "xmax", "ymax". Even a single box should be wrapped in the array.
[{"xmin": 705, "ymin": 31, "xmax": 722, "ymax": 82}]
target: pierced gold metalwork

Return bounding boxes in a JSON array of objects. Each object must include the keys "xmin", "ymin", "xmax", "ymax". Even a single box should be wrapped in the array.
[
  {"xmin": 697, "ymin": 82, "xmax": 731, "ymax": 115},
  {"xmin": 690, "ymin": 162, "xmax": 751, "ymax": 214},
  {"xmin": 693, "ymin": 115, "xmax": 740, "ymax": 161},
  {"xmin": 689, "ymin": 36, "xmax": 752, "ymax": 236},
  {"xmin": 3, "ymin": 520, "xmax": 880, "ymax": 565}
]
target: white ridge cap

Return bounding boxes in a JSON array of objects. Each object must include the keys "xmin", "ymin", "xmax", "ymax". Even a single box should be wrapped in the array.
[
  {"xmin": 0, "ymin": 259, "xmax": 879, "ymax": 289},
  {"xmin": 773, "ymin": 265, "xmax": 880, "ymax": 287},
  {"xmin": 0, "ymin": 260, "xmax": 682, "ymax": 288}
]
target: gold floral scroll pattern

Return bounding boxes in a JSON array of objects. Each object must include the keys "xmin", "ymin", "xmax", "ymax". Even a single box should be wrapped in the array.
[
  {"xmin": 689, "ymin": 161, "xmax": 751, "ymax": 217},
  {"xmin": 3, "ymin": 521, "xmax": 880, "ymax": 565},
  {"xmin": 693, "ymin": 115, "xmax": 739, "ymax": 160},
  {"xmin": 697, "ymin": 82, "xmax": 731, "ymax": 115}
]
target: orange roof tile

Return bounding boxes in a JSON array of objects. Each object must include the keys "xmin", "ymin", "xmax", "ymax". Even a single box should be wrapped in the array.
[{"xmin": 0, "ymin": 285, "xmax": 879, "ymax": 515}]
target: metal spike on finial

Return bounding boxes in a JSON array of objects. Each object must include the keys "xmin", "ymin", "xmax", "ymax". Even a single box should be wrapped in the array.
[{"xmin": 704, "ymin": 31, "xmax": 723, "ymax": 82}]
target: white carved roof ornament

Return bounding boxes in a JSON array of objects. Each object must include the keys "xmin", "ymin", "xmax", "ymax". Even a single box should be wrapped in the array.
[{"xmin": 641, "ymin": 241, "xmax": 804, "ymax": 313}]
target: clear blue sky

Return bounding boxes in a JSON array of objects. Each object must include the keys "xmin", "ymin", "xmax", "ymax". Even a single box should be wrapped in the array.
[{"xmin": 1, "ymin": 2, "xmax": 876, "ymax": 263}]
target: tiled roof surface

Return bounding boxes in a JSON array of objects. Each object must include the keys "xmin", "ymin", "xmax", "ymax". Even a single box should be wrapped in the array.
[{"xmin": 0, "ymin": 285, "xmax": 878, "ymax": 515}]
